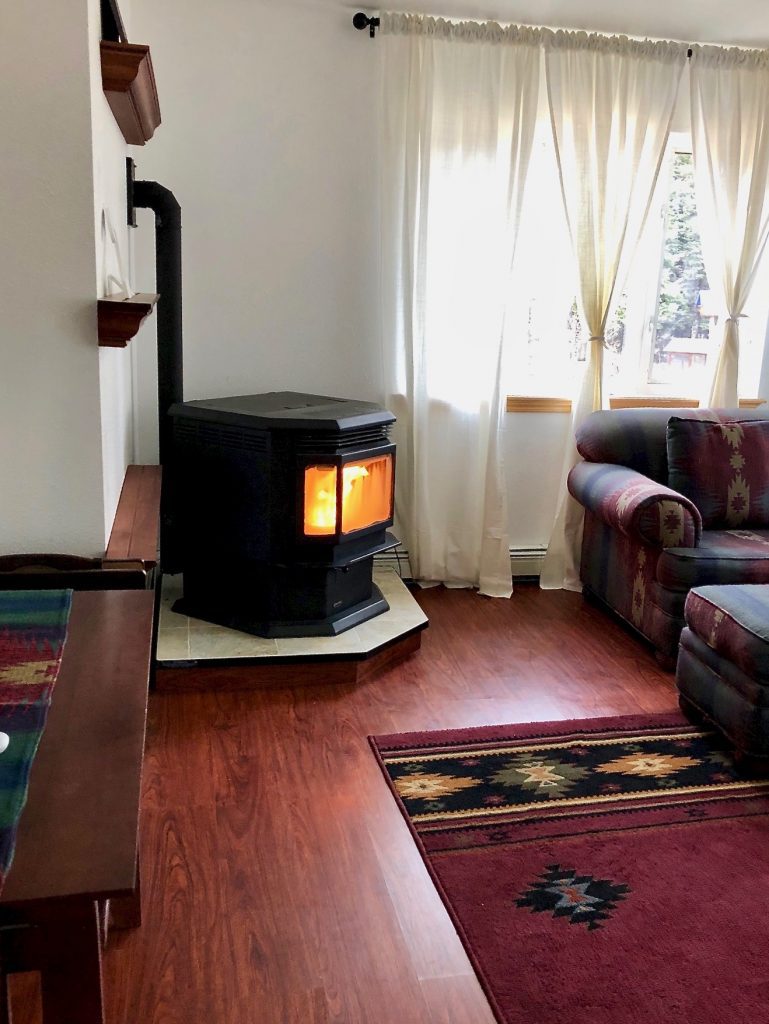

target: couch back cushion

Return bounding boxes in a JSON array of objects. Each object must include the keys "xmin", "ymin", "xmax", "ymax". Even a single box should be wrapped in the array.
[
  {"xmin": 576, "ymin": 407, "xmax": 768, "ymax": 484},
  {"xmin": 667, "ymin": 417, "xmax": 769, "ymax": 528}
]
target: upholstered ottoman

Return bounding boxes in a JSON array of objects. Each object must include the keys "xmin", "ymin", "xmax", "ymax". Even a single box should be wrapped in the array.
[{"xmin": 677, "ymin": 584, "xmax": 769, "ymax": 760}]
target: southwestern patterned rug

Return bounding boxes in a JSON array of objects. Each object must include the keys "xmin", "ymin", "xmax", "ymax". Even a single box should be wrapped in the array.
[
  {"xmin": 371, "ymin": 714, "xmax": 769, "ymax": 1024},
  {"xmin": 0, "ymin": 590, "xmax": 72, "ymax": 889}
]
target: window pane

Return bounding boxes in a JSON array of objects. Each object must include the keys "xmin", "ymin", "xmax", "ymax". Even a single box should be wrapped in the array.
[
  {"xmin": 504, "ymin": 134, "xmax": 769, "ymax": 402},
  {"xmin": 738, "ymin": 246, "xmax": 769, "ymax": 398},
  {"xmin": 506, "ymin": 126, "xmax": 580, "ymax": 396},
  {"xmin": 649, "ymin": 152, "xmax": 711, "ymax": 388}
]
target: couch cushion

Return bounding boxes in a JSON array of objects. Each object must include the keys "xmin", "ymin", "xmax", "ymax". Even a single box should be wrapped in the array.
[
  {"xmin": 680, "ymin": 625, "xmax": 769, "ymax": 705},
  {"xmin": 667, "ymin": 417, "xmax": 769, "ymax": 528},
  {"xmin": 576, "ymin": 408, "xmax": 698, "ymax": 483},
  {"xmin": 575, "ymin": 407, "xmax": 766, "ymax": 484},
  {"xmin": 678, "ymin": 627, "xmax": 769, "ymax": 754},
  {"xmin": 657, "ymin": 529, "xmax": 769, "ymax": 591},
  {"xmin": 568, "ymin": 461, "xmax": 701, "ymax": 547},
  {"xmin": 649, "ymin": 580, "xmax": 688, "ymax": 617},
  {"xmin": 684, "ymin": 584, "xmax": 769, "ymax": 685}
]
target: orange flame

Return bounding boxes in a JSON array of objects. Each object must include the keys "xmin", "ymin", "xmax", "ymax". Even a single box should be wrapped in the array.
[{"xmin": 304, "ymin": 456, "xmax": 392, "ymax": 536}]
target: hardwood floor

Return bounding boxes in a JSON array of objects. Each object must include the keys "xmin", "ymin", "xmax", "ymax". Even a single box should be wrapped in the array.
[{"xmin": 14, "ymin": 584, "xmax": 677, "ymax": 1023}]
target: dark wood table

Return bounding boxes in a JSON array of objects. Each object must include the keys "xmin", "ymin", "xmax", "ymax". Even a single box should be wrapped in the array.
[{"xmin": 0, "ymin": 589, "xmax": 155, "ymax": 1023}]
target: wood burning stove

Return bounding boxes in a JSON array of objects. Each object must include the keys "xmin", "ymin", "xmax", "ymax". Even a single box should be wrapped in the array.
[{"xmin": 169, "ymin": 392, "xmax": 398, "ymax": 637}]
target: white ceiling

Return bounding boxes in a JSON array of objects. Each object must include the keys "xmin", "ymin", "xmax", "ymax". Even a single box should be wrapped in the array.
[{"xmin": 339, "ymin": 0, "xmax": 769, "ymax": 48}]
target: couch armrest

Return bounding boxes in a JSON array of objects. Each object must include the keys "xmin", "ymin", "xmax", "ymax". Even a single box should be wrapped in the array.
[{"xmin": 568, "ymin": 462, "xmax": 702, "ymax": 548}]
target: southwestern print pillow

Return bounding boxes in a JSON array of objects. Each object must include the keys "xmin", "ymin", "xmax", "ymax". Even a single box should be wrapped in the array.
[{"xmin": 666, "ymin": 417, "xmax": 769, "ymax": 529}]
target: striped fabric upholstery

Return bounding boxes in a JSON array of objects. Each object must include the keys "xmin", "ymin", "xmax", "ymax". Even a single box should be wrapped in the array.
[
  {"xmin": 677, "ymin": 627, "xmax": 769, "ymax": 756},
  {"xmin": 572, "ymin": 407, "xmax": 769, "ymax": 659},
  {"xmin": 576, "ymin": 407, "xmax": 768, "ymax": 483},
  {"xmin": 667, "ymin": 418, "xmax": 769, "ymax": 528},
  {"xmin": 657, "ymin": 530, "xmax": 769, "ymax": 591},
  {"xmin": 580, "ymin": 510, "xmax": 683, "ymax": 658},
  {"xmin": 569, "ymin": 462, "xmax": 701, "ymax": 548},
  {"xmin": 677, "ymin": 585, "xmax": 769, "ymax": 757},
  {"xmin": 684, "ymin": 585, "xmax": 769, "ymax": 683}
]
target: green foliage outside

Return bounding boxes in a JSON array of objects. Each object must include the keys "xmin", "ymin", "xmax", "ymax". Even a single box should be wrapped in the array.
[{"xmin": 654, "ymin": 152, "xmax": 709, "ymax": 354}]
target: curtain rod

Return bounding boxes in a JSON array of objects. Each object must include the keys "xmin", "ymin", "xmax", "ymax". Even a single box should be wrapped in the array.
[
  {"xmin": 352, "ymin": 13, "xmax": 694, "ymax": 54},
  {"xmin": 353, "ymin": 12, "xmax": 380, "ymax": 37}
]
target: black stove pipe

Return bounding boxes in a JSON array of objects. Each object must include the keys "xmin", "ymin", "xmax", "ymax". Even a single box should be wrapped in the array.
[{"xmin": 132, "ymin": 178, "xmax": 183, "ymax": 567}]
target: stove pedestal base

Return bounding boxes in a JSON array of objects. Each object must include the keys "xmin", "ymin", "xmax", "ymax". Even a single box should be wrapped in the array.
[
  {"xmin": 156, "ymin": 567, "xmax": 428, "ymax": 691},
  {"xmin": 174, "ymin": 581, "xmax": 389, "ymax": 638}
]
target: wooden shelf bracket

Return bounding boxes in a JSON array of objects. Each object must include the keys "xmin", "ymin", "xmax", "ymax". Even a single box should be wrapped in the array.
[
  {"xmin": 101, "ymin": 40, "xmax": 161, "ymax": 146},
  {"xmin": 98, "ymin": 293, "xmax": 159, "ymax": 348}
]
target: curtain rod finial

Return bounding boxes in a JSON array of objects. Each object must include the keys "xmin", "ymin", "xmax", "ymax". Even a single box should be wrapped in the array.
[{"xmin": 353, "ymin": 12, "xmax": 380, "ymax": 37}]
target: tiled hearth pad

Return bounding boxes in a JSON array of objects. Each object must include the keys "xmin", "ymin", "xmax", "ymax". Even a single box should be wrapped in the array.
[{"xmin": 155, "ymin": 567, "xmax": 427, "ymax": 690}]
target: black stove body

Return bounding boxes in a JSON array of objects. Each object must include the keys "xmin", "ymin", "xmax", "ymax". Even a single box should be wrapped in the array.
[{"xmin": 169, "ymin": 392, "xmax": 397, "ymax": 637}]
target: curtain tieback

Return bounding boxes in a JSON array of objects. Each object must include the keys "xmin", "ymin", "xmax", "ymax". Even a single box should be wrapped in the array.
[{"xmin": 589, "ymin": 335, "xmax": 605, "ymax": 343}]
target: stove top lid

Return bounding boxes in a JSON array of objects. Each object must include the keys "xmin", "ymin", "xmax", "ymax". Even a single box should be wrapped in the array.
[{"xmin": 169, "ymin": 392, "xmax": 396, "ymax": 432}]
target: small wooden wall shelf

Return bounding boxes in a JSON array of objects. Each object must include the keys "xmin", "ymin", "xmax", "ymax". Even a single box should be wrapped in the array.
[
  {"xmin": 100, "ymin": 41, "xmax": 161, "ymax": 145},
  {"xmin": 98, "ymin": 293, "xmax": 158, "ymax": 347}
]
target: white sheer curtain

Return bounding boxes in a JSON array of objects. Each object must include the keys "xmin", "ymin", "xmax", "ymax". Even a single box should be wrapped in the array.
[
  {"xmin": 379, "ymin": 14, "xmax": 542, "ymax": 596},
  {"xmin": 689, "ymin": 46, "xmax": 769, "ymax": 408},
  {"xmin": 540, "ymin": 31, "xmax": 688, "ymax": 590}
]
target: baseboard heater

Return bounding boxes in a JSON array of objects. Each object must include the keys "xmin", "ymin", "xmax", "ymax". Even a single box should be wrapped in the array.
[
  {"xmin": 508, "ymin": 547, "xmax": 547, "ymax": 578},
  {"xmin": 374, "ymin": 547, "xmax": 547, "ymax": 581}
]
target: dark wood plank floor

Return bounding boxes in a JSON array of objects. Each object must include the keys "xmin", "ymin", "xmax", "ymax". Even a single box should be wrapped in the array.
[{"xmin": 13, "ymin": 584, "xmax": 677, "ymax": 1023}]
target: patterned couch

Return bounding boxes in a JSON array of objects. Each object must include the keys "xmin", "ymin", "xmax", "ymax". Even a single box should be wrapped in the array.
[{"xmin": 569, "ymin": 407, "xmax": 769, "ymax": 663}]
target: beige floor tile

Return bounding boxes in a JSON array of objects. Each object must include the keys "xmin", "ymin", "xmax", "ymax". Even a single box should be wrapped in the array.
[
  {"xmin": 158, "ymin": 604, "xmax": 191, "ymax": 630},
  {"xmin": 188, "ymin": 630, "xmax": 278, "ymax": 659},
  {"xmin": 157, "ymin": 628, "xmax": 190, "ymax": 661},
  {"xmin": 158, "ymin": 565, "xmax": 424, "ymax": 661}
]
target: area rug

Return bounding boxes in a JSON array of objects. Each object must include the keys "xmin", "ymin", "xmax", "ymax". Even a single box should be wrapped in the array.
[
  {"xmin": 371, "ymin": 713, "xmax": 769, "ymax": 1024},
  {"xmin": 0, "ymin": 589, "xmax": 72, "ymax": 888}
]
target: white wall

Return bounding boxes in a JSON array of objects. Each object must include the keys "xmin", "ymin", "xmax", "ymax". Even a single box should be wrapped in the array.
[
  {"xmin": 128, "ymin": 0, "xmax": 565, "ymax": 545},
  {"xmin": 89, "ymin": 0, "xmax": 136, "ymax": 540},
  {"xmin": 0, "ymin": 1, "xmax": 107, "ymax": 555},
  {"xmin": 3, "ymin": 1, "xmax": 763, "ymax": 560},
  {"xmin": 0, "ymin": 0, "xmax": 138, "ymax": 555},
  {"xmin": 129, "ymin": 0, "xmax": 570, "ymax": 546},
  {"xmin": 504, "ymin": 413, "xmax": 571, "ymax": 548},
  {"xmin": 129, "ymin": 0, "xmax": 383, "ymax": 461}
]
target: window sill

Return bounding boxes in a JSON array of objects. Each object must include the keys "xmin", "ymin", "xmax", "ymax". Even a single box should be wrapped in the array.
[
  {"xmin": 610, "ymin": 397, "xmax": 765, "ymax": 410},
  {"xmin": 506, "ymin": 396, "xmax": 765, "ymax": 414},
  {"xmin": 506, "ymin": 396, "xmax": 572, "ymax": 413},
  {"xmin": 609, "ymin": 396, "xmax": 698, "ymax": 409}
]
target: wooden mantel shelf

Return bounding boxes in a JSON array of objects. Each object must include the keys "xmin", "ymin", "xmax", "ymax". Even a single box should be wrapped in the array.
[
  {"xmin": 98, "ymin": 293, "xmax": 158, "ymax": 347},
  {"xmin": 101, "ymin": 40, "xmax": 161, "ymax": 145}
]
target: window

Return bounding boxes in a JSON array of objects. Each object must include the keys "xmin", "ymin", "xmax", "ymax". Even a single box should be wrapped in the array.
[
  {"xmin": 506, "ymin": 132, "xmax": 769, "ymax": 403},
  {"xmin": 504, "ymin": 124, "xmax": 582, "ymax": 398},
  {"xmin": 505, "ymin": 124, "xmax": 640, "ymax": 400},
  {"xmin": 609, "ymin": 141, "xmax": 718, "ymax": 399},
  {"xmin": 648, "ymin": 151, "xmax": 710, "ymax": 387}
]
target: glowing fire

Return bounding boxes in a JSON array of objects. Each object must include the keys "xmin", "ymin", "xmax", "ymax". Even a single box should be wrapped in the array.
[{"xmin": 304, "ymin": 455, "xmax": 392, "ymax": 536}]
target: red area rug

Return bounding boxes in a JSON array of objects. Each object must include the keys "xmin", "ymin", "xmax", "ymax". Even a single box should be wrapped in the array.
[{"xmin": 371, "ymin": 714, "xmax": 769, "ymax": 1024}]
